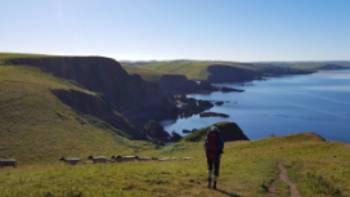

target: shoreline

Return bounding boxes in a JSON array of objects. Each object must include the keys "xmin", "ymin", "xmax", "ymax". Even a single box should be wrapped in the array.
[
  {"xmin": 162, "ymin": 69, "xmax": 350, "ymax": 143},
  {"xmin": 162, "ymin": 71, "xmax": 316, "ymax": 127}
]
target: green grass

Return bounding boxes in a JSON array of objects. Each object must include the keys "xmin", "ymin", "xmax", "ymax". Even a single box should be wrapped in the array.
[
  {"xmin": 122, "ymin": 65, "xmax": 166, "ymax": 82},
  {"xmin": 0, "ymin": 52, "xmax": 48, "ymax": 58},
  {"xmin": 123, "ymin": 60, "xmax": 350, "ymax": 82},
  {"xmin": 122, "ymin": 60, "xmax": 259, "ymax": 81},
  {"xmin": 0, "ymin": 52, "xmax": 50, "ymax": 64},
  {"xmin": 0, "ymin": 133, "xmax": 349, "ymax": 197},
  {"xmin": 0, "ymin": 65, "xmax": 153, "ymax": 164},
  {"xmin": 1, "ymin": 53, "xmax": 350, "ymax": 196}
]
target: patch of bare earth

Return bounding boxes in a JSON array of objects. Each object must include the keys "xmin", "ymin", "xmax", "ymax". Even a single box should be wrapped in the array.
[{"xmin": 268, "ymin": 162, "xmax": 301, "ymax": 197}]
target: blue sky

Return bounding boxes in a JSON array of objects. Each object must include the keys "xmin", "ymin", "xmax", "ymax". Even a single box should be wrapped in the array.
[{"xmin": 1, "ymin": 0, "xmax": 350, "ymax": 61}]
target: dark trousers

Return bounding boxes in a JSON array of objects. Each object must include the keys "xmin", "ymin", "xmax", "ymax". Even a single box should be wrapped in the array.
[{"xmin": 207, "ymin": 155, "xmax": 221, "ymax": 177}]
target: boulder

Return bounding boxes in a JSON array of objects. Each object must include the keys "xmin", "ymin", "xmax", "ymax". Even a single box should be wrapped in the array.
[{"xmin": 185, "ymin": 121, "xmax": 249, "ymax": 142}]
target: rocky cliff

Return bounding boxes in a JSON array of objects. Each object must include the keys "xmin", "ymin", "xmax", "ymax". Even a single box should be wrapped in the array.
[
  {"xmin": 52, "ymin": 89, "xmax": 144, "ymax": 139},
  {"xmin": 206, "ymin": 65, "xmax": 261, "ymax": 83},
  {"xmin": 158, "ymin": 74, "xmax": 217, "ymax": 94},
  {"xmin": 7, "ymin": 57, "xmax": 178, "ymax": 125}
]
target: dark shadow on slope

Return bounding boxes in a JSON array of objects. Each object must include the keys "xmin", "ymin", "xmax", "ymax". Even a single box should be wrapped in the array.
[
  {"xmin": 216, "ymin": 188, "xmax": 241, "ymax": 197},
  {"xmin": 52, "ymin": 89, "xmax": 144, "ymax": 139}
]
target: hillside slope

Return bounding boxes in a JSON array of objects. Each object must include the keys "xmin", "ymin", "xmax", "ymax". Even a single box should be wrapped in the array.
[
  {"xmin": 0, "ymin": 133, "xmax": 349, "ymax": 196},
  {"xmin": 0, "ymin": 65, "xmax": 151, "ymax": 164},
  {"xmin": 255, "ymin": 61, "xmax": 350, "ymax": 71},
  {"xmin": 122, "ymin": 60, "xmax": 311, "ymax": 83},
  {"xmin": 123, "ymin": 65, "xmax": 166, "ymax": 82}
]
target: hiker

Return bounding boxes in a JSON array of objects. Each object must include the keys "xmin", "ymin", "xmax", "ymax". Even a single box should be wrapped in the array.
[{"xmin": 205, "ymin": 126, "xmax": 224, "ymax": 189}]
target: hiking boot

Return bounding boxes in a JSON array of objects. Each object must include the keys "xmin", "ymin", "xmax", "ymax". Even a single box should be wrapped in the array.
[
  {"xmin": 213, "ymin": 181, "xmax": 217, "ymax": 190},
  {"xmin": 208, "ymin": 178, "xmax": 212, "ymax": 188}
]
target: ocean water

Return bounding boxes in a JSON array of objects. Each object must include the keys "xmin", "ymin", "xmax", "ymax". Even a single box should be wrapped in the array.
[{"xmin": 163, "ymin": 70, "xmax": 350, "ymax": 143}]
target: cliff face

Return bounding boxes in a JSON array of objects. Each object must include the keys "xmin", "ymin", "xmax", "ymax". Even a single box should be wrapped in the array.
[
  {"xmin": 206, "ymin": 64, "xmax": 310, "ymax": 83},
  {"xmin": 207, "ymin": 65, "xmax": 261, "ymax": 83},
  {"xmin": 7, "ymin": 57, "xmax": 178, "ymax": 124},
  {"xmin": 52, "ymin": 89, "xmax": 144, "ymax": 139},
  {"xmin": 319, "ymin": 64, "xmax": 348, "ymax": 70},
  {"xmin": 158, "ymin": 74, "xmax": 209, "ymax": 94}
]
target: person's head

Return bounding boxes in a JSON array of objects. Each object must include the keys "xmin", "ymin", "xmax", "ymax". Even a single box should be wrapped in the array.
[{"xmin": 209, "ymin": 125, "xmax": 220, "ymax": 133}]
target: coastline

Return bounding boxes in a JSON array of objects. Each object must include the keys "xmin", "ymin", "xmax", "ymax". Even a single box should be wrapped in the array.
[
  {"xmin": 162, "ymin": 69, "xmax": 350, "ymax": 143},
  {"xmin": 163, "ymin": 70, "xmax": 316, "ymax": 123}
]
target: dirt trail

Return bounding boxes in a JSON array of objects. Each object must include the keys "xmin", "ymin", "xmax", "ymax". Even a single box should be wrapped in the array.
[{"xmin": 268, "ymin": 162, "xmax": 301, "ymax": 197}]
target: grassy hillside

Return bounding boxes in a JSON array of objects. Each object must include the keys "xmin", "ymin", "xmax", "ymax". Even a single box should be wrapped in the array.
[
  {"xmin": 0, "ymin": 52, "xmax": 49, "ymax": 60},
  {"xmin": 123, "ymin": 60, "xmax": 350, "ymax": 84},
  {"xmin": 256, "ymin": 61, "xmax": 350, "ymax": 71},
  {"xmin": 122, "ymin": 60, "xmax": 316, "ymax": 84},
  {"xmin": 0, "ymin": 133, "xmax": 349, "ymax": 196},
  {"xmin": 123, "ymin": 65, "xmax": 166, "ymax": 82},
  {"xmin": 122, "ymin": 60, "xmax": 261, "ymax": 81},
  {"xmin": 0, "ymin": 52, "xmax": 51, "ymax": 65},
  {"xmin": 1, "ymin": 53, "xmax": 349, "ymax": 196},
  {"xmin": 0, "ymin": 64, "xmax": 151, "ymax": 164},
  {"xmin": 2, "ymin": 53, "xmax": 179, "ymax": 128}
]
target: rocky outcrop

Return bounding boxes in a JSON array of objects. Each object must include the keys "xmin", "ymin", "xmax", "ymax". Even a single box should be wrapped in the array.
[
  {"xmin": 214, "ymin": 122, "xmax": 249, "ymax": 141},
  {"xmin": 185, "ymin": 121, "xmax": 249, "ymax": 142},
  {"xmin": 174, "ymin": 95, "xmax": 214, "ymax": 118},
  {"xmin": 143, "ymin": 120, "xmax": 170, "ymax": 143},
  {"xmin": 199, "ymin": 112, "xmax": 230, "ymax": 118},
  {"xmin": 219, "ymin": 86, "xmax": 244, "ymax": 93},
  {"xmin": 214, "ymin": 101, "xmax": 224, "ymax": 106},
  {"xmin": 143, "ymin": 120, "xmax": 183, "ymax": 143}
]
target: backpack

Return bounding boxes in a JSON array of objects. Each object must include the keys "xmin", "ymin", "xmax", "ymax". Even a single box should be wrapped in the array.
[{"xmin": 205, "ymin": 131, "xmax": 223, "ymax": 160}]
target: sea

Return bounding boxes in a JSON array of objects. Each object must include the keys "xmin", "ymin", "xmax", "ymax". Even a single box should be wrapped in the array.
[{"xmin": 163, "ymin": 70, "xmax": 350, "ymax": 143}]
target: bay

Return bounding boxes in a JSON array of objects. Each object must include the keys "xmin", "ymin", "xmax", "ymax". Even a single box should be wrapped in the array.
[{"xmin": 163, "ymin": 70, "xmax": 350, "ymax": 143}]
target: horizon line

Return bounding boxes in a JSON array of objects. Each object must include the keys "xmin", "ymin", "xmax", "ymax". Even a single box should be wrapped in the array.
[{"xmin": 1, "ymin": 51, "xmax": 350, "ymax": 63}]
